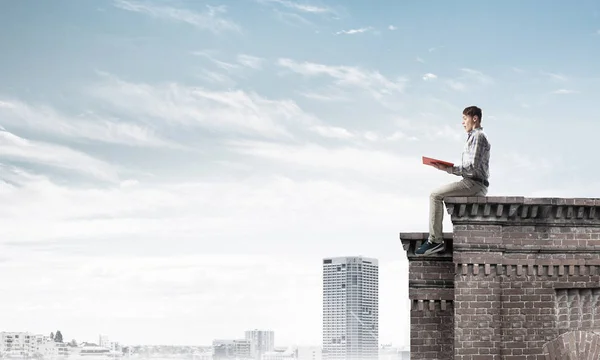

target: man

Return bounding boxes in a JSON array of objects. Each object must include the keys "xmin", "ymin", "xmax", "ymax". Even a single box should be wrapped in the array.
[{"xmin": 416, "ymin": 105, "xmax": 491, "ymax": 256}]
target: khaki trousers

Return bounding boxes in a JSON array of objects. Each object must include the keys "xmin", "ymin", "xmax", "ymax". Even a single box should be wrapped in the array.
[{"xmin": 429, "ymin": 178, "xmax": 488, "ymax": 243}]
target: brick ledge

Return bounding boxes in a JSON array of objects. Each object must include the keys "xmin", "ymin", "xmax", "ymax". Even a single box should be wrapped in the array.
[
  {"xmin": 444, "ymin": 196, "xmax": 600, "ymax": 226},
  {"xmin": 409, "ymin": 287, "xmax": 454, "ymax": 300},
  {"xmin": 410, "ymin": 299, "xmax": 453, "ymax": 311},
  {"xmin": 444, "ymin": 196, "xmax": 600, "ymax": 206},
  {"xmin": 399, "ymin": 232, "xmax": 453, "ymax": 260},
  {"xmin": 454, "ymin": 263, "xmax": 600, "ymax": 277},
  {"xmin": 453, "ymin": 243, "xmax": 600, "ymax": 252}
]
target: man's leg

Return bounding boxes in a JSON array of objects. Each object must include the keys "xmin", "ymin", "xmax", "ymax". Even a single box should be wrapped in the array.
[{"xmin": 416, "ymin": 179, "xmax": 487, "ymax": 255}]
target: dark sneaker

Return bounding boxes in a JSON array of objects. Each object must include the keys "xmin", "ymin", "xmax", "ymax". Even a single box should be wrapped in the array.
[{"xmin": 415, "ymin": 240, "xmax": 444, "ymax": 255}]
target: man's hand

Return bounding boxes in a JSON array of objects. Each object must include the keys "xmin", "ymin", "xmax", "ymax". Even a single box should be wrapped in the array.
[{"xmin": 432, "ymin": 163, "xmax": 451, "ymax": 173}]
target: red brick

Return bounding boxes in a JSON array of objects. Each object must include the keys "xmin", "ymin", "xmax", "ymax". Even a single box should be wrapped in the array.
[{"xmin": 401, "ymin": 197, "xmax": 600, "ymax": 359}]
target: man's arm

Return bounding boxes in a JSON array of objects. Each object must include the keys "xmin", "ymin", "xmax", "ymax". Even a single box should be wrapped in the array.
[{"xmin": 447, "ymin": 132, "xmax": 488, "ymax": 177}]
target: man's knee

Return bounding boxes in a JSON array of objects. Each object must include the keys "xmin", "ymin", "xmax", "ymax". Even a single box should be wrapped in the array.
[{"xmin": 430, "ymin": 190, "xmax": 444, "ymax": 202}]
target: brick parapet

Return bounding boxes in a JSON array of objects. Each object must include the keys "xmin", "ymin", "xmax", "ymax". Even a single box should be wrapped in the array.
[
  {"xmin": 400, "ymin": 232, "xmax": 454, "ymax": 300},
  {"xmin": 452, "ymin": 224, "xmax": 600, "ymax": 252},
  {"xmin": 401, "ymin": 232, "xmax": 455, "ymax": 359},
  {"xmin": 400, "ymin": 196, "xmax": 600, "ymax": 360},
  {"xmin": 444, "ymin": 196, "xmax": 600, "ymax": 227}
]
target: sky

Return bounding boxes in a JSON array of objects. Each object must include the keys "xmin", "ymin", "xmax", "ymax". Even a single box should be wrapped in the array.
[{"xmin": 1, "ymin": 0, "xmax": 600, "ymax": 349}]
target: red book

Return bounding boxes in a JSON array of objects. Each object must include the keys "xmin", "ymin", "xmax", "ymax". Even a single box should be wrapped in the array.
[{"xmin": 422, "ymin": 156, "xmax": 454, "ymax": 167}]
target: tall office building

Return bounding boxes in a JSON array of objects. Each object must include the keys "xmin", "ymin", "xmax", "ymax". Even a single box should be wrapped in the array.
[
  {"xmin": 244, "ymin": 329, "xmax": 274, "ymax": 360},
  {"xmin": 322, "ymin": 256, "xmax": 378, "ymax": 360}
]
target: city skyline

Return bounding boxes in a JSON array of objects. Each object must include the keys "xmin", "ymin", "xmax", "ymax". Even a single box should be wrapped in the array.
[{"xmin": 2, "ymin": 0, "xmax": 600, "ymax": 348}]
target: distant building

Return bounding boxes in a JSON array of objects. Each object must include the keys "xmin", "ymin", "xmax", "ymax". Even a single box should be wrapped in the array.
[
  {"xmin": 98, "ymin": 335, "xmax": 110, "ymax": 349},
  {"xmin": 233, "ymin": 340, "xmax": 253, "ymax": 359},
  {"xmin": 260, "ymin": 347, "xmax": 293, "ymax": 360},
  {"xmin": 0, "ymin": 331, "xmax": 127, "ymax": 359},
  {"xmin": 212, "ymin": 339, "xmax": 253, "ymax": 360},
  {"xmin": 244, "ymin": 330, "xmax": 274, "ymax": 360},
  {"xmin": 213, "ymin": 340, "xmax": 236, "ymax": 360},
  {"xmin": 1, "ymin": 332, "xmax": 35, "ymax": 357},
  {"xmin": 0, "ymin": 332, "xmax": 62, "ymax": 358},
  {"xmin": 322, "ymin": 256, "xmax": 379, "ymax": 360},
  {"xmin": 39, "ymin": 341, "xmax": 69, "ymax": 358},
  {"xmin": 98, "ymin": 334, "xmax": 120, "ymax": 352},
  {"xmin": 295, "ymin": 346, "xmax": 322, "ymax": 360},
  {"xmin": 192, "ymin": 351, "xmax": 213, "ymax": 360}
]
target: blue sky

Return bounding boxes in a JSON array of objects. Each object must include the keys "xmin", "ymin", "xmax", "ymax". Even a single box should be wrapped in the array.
[{"xmin": 2, "ymin": 0, "xmax": 600, "ymax": 348}]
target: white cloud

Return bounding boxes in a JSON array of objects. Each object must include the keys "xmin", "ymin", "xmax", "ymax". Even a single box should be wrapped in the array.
[
  {"xmin": 191, "ymin": 52, "xmax": 263, "ymax": 79},
  {"xmin": 89, "ymin": 74, "xmax": 318, "ymax": 139},
  {"xmin": 552, "ymin": 89, "xmax": 578, "ymax": 94},
  {"xmin": 196, "ymin": 69, "xmax": 237, "ymax": 86},
  {"xmin": 277, "ymin": 58, "xmax": 407, "ymax": 100},
  {"xmin": 272, "ymin": 9, "xmax": 314, "ymax": 27},
  {"xmin": 237, "ymin": 54, "xmax": 264, "ymax": 69},
  {"xmin": 498, "ymin": 152, "xmax": 554, "ymax": 175},
  {"xmin": 444, "ymin": 68, "xmax": 493, "ymax": 91},
  {"xmin": 299, "ymin": 90, "xmax": 349, "ymax": 102},
  {"xmin": 226, "ymin": 140, "xmax": 431, "ymax": 178},
  {"xmin": 541, "ymin": 71, "xmax": 568, "ymax": 82},
  {"xmin": 422, "ymin": 73, "xmax": 437, "ymax": 81},
  {"xmin": 335, "ymin": 27, "xmax": 372, "ymax": 35},
  {"xmin": 0, "ymin": 165, "xmax": 428, "ymax": 245},
  {"xmin": 363, "ymin": 131, "xmax": 378, "ymax": 141},
  {"xmin": 428, "ymin": 46, "xmax": 444, "ymax": 53},
  {"xmin": 256, "ymin": 0, "xmax": 333, "ymax": 14},
  {"xmin": 447, "ymin": 80, "xmax": 466, "ymax": 91},
  {"xmin": 0, "ymin": 99, "xmax": 177, "ymax": 148},
  {"xmin": 309, "ymin": 125, "xmax": 354, "ymax": 139},
  {"xmin": 392, "ymin": 114, "xmax": 464, "ymax": 142},
  {"xmin": 385, "ymin": 131, "xmax": 417, "ymax": 142},
  {"xmin": 113, "ymin": 0, "xmax": 241, "ymax": 34},
  {"xmin": 388, "ymin": 25, "xmax": 397, "ymax": 30},
  {"xmin": 192, "ymin": 50, "xmax": 241, "ymax": 72},
  {"xmin": 426, "ymin": 124, "xmax": 465, "ymax": 141},
  {"xmin": 0, "ymin": 130, "xmax": 118, "ymax": 182},
  {"xmin": 460, "ymin": 68, "xmax": 494, "ymax": 85}
]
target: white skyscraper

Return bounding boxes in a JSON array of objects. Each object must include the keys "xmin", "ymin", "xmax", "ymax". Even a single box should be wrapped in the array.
[
  {"xmin": 244, "ymin": 329, "xmax": 274, "ymax": 359},
  {"xmin": 322, "ymin": 256, "xmax": 379, "ymax": 360}
]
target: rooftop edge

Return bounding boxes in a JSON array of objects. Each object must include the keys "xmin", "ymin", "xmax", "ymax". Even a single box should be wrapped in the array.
[
  {"xmin": 444, "ymin": 196, "xmax": 600, "ymax": 206},
  {"xmin": 444, "ymin": 196, "xmax": 600, "ymax": 226}
]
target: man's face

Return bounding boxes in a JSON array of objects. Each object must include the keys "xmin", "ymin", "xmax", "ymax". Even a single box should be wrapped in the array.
[{"xmin": 462, "ymin": 114, "xmax": 478, "ymax": 132}]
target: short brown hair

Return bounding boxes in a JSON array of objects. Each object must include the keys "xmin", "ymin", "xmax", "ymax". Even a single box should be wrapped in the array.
[{"xmin": 463, "ymin": 106, "xmax": 482, "ymax": 122}]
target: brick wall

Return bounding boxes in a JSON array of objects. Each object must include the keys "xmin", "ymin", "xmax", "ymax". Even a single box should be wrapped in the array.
[
  {"xmin": 401, "ymin": 233, "xmax": 454, "ymax": 360},
  {"xmin": 454, "ymin": 266, "xmax": 502, "ymax": 359},
  {"xmin": 401, "ymin": 197, "xmax": 600, "ymax": 360},
  {"xmin": 410, "ymin": 299, "xmax": 454, "ymax": 359}
]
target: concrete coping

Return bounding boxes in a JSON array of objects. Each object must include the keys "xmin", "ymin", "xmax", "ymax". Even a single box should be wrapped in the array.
[
  {"xmin": 443, "ymin": 196, "xmax": 600, "ymax": 225},
  {"xmin": 444, "ymin": 196, "xmax": 600, "ymax": 206}
]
